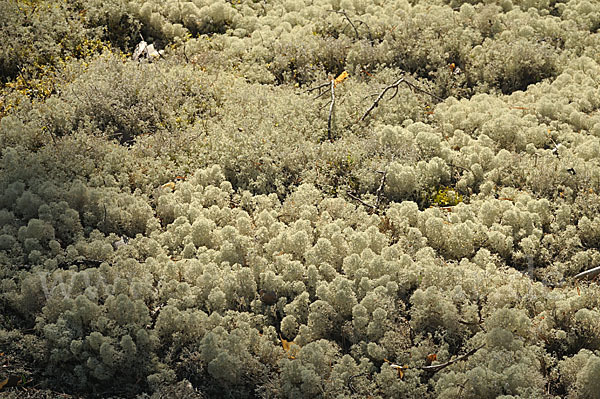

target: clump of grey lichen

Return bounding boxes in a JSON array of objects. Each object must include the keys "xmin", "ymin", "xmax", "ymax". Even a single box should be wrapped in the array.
[{"xmin": 2, "ymin": 0, "xmax": 600, "ymax": 398}]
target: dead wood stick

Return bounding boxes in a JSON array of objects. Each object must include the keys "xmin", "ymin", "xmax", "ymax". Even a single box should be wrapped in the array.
[
  {"xmin": 346, "ymin": 191, "xmax": 377, "ymax": 211},
  {"xmin": 329, "ymin": 9, "xmax": 360, "ymax": 39},
  {"xmin": 355, "ymin": 19, "xmax": 374, "ymax": 43},
  {"xmin": 419, "ymin": 344, "xmax": 484, "ymax": 374},
  {"xmin": 374, "ymin": 170, "xmax": 387, "ymax": 208},
  {"xmin": 347, "ymin": 372, "xmax": 368, "ymax": 394},
  {"xmin": 574, "ymin": 266, "xmax": 600, "ymax": 280},
  {"xmin": 360, "ymin": 77, "xmax": 404, "ymax": 121},
  {"xmin": 360, "ymin": 77, "xmax": 444, "ymax": 122},
  {"xmin": 306, "ymin": 81, "xmax": 331, "ymax": 96},
  {"xmin": 327, "ymin": 80, "xmax": 335, "ymax": 141}
]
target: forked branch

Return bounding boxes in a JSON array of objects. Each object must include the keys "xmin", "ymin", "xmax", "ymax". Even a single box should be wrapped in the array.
[
  {"xmin": 360, "ymin": 77, "xmax": 444, "ymax": 122},
  {"xmin": 306, "ymin": 81, "xmax": 331, "ymax": 98},
  {"xmin": 346, "ymin": 191, "xmax": 377, "ymax": 211},
  {"xmin": 347, "ymin": 163, "xmax": 389, "ymax": 214},
  {"xmin": 420, "ymin": 344, "xmax": 484, "ymax": 374},
  {"xmin": 328, "ymin": 9, "xmax": 373, "ymax": 42},
  {"xmin": 329, "ymin": 9, "xmax": 360, "ymax": 39}
]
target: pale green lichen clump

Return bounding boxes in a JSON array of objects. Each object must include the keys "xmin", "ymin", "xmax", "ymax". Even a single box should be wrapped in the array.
[{"xmin": 2, "ymin": 0, "xmax": 600, "ymax": 397}]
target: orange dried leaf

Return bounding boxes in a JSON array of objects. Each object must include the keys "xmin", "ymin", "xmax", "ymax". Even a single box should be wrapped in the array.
[
  {"xmin": 389, "ymin": 364, "xmax": 406, "ymax": 379},
  {"xmin": 0, "ymin": 375, "xmax": 24, "ymax": 390},
  {"xmin": 427, "ymin": 353, "xmax": 437, "ymax": 363},
  {"xmin": 334, "ymin": 71, "xmax": 349, "ymax": 87},
  {"xmin": 161, "ymin": 181, "xmax": 176, "ymax": 190},
  {"xmin": 280, "ymin": 334, "xmax": 298, "ymax": 359}
]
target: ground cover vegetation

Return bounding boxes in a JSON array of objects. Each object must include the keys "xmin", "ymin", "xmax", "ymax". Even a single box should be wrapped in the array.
[{"xmin": 1, "ymin": 0, "xmax": 600, "ymax": 397}]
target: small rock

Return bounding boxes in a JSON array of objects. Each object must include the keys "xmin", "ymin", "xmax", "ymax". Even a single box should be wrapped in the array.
[{"xmin": 259, "ymin": 289, "xmax": 278, "ymax": 306}]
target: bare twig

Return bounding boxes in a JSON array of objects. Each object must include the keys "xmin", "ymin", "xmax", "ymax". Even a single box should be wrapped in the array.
[
  {"xmin": 305, "ymin": 81, "xmax": 331, "ymax": 95},
  {"xmin": 419, "ymin": 344, "xmax": 484, "ymax": 374},
  {"xmin": 348, "ymin": 372, "xmax": 368, "ymax": 394},
  {"xmin": 374, "ymin": 169, "xmax": 387, "ymax": 208},
  {"xmin": 413, "ymin": 83, "xmax": 443, "ymax": 101},
  {"xmin": 346, "ymin": 191, "xmax": 377, "ymax": 211},
  {"xmin": 355, "ymin": 19, "xmax": 374, "ymax": 42},
  {"xmin": 360, "ymin": 78, "xmax": 405, "ymax": 121},
  {"xmin": 327, "ymin": 80, "xmax": 335, "ymax": 141},
  {"xmin": 102, "ymin": 204, "xmax": 108, "ymax": 232},
  {"xmin": 182, "ymin": 40, "xmax": 190, "ymax": 63},
  {"xmin": 347, "ymin": 162, "xmax": 390, "ymax": 213},
  {"xmin": 329, "ymin": 9, "xmax": 360, "ymax": 39},
  {"xmin": 574, "ymin": 266, "xmax": 600, "ymax": 280},
  {"xmin": 360, "ymin": 77, "xmax": 444, "ymax": 122},
  {"xmin": 315, "ymin": 88, "xmax": 330, "ymax": 100},
  {"xmin": 447, "ymin": 162, "xmax": 471, "ymax": 172}
]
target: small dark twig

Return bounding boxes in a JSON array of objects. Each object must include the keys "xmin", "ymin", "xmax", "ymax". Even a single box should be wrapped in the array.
[
  {"xmin": 360, "ymin": 78, "xmax": 405, "ymax": 121},
  {"xmin": 360, "ymin": 77, "xmax": 444, "ymax": 122},
  {"xmin": 327, "ymin": 80, "xmax": 335, "ymax": 141},
  {"xmin": 347, "ymin": 162, "xmax": 390, "ymax": 213},
  {"xmin": 457, "ymin": 319, "xmax": 485, "ymax": 331},
  {"xmin": 347, "ymin": 191, "xmax": 377, "ymax": 211},
  {"xmin": 320, "ymin": 99, "xmax": 332, "ymax": 110},
  {"xmin": 102, "ymin": 204, "xmax": 108, "ymax": 232},
  {"xmin": 348, "ymin": 372, "xmax": 368, "ymax": 394},
  {"xmin": 315, "ymin": 88, "xmax": 330, "ymax": 101},
  {"xmin": 329, "ymin": 9, "xmax": 360, "ymax": 39},
  {"xmin": 407, "ymin": 81, "xmax": 444, "ymax": 102},
  {"xmin": 374, "ymin": 169, "xmax": 387, "ymax": 208},
  {"xmin": 182, "ymin": 41, "xmax": 190, "ymax": 63},
  {"xmin": 448, "ymin": 162, "xmax": 471, "ymax": 172},
  {"xmin": 306, "ymin": 81, "xmax": 331, "ymax": 94},
  {"xmin": 420, "ymin": 344, "xmax": 484, "ymax": 374},
  {"xmin": 355, "ymin": 19, "xmax": 374, "ymax": 43}
]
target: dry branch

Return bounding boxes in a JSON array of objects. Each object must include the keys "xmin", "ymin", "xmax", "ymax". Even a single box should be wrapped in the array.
[
  {"xmin": 346, "ymin": 191, "xmax": 377, "ymax": 211},
  {"xmin": 360, "ymin": 77, "xmax": 444, "ymax": 122},
  {"xmin": 419, "ymin": 344, "xmax": 484, "ymax": 374},
  {"xmin": 329, "ymin": 9, "xmax": 360, "ymax": 39},
  {"xmin": 374, "ymin": 169, "xmax": 387, "ymax": 208},
  {"xmin": 355, "ymin": 19, "xmax": 374, "ymax": 43},
  {"xmin": 328, "ymin": 9, "xmax": 373, "ymax": 42},
  {"xmin": 306, "ymin": 81, "xmax": 331, "ymax": 98},
  {"xmin": 574, "ymin": 266, "xmax": 600, "ymax": 280},
  {"xmin": 349, "ymin": 344, "xmax": 484, "ymax": 391},
  {"xmin": 347, "ymin": 372, "xmax": 369, "ymax": 394},
  {"xmin": 327, "ymin": 80, "xmax": 335, "ymax": 141},
  {"xmin": 347, "ymin": 164, "xmax": 389, "ymax": 213}
]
